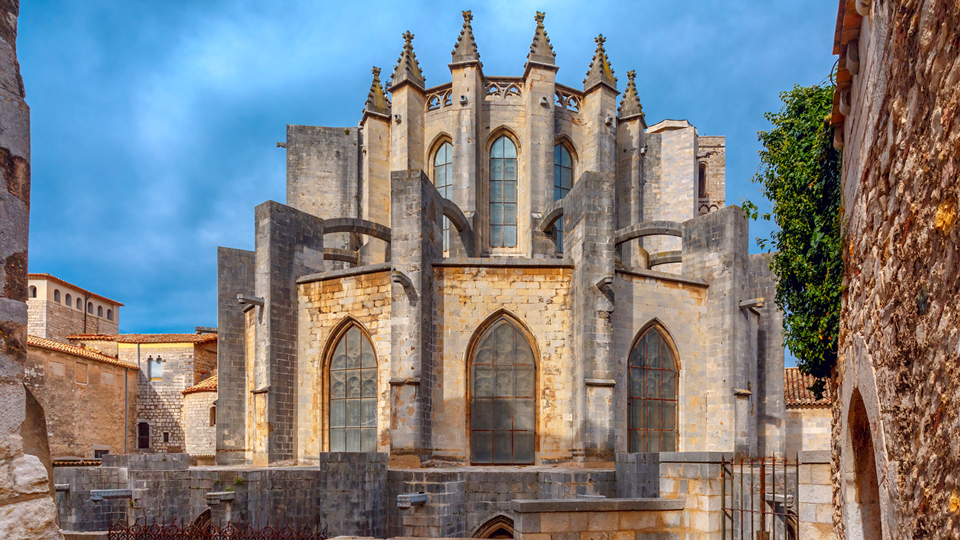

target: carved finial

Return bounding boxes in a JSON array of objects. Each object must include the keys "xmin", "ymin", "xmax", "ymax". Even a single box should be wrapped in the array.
[
  {"xmin": 584, "ymin": 33, "xmax": 617, "ymax": 93},
  {"xmin": 451, "ymin": 9, "xmax": 481, "ymax": 65},
  {"xmin": 364, "ymin": 66, "xmax": 391, "ymax": 118},
  {"xmin": 391, "ymin": 30, "xmax": 425, "ymax": 90},
  {"xmin": 618, "ymin": 70, "xmax": 643, "ymax": 120},
  {"xmin": 526, "ymin": 11, "xmax": 556, "ymax": 67}
]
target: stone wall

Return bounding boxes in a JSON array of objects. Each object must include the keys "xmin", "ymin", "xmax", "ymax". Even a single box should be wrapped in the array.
[
  {"xmin": 24, "ymin": 347, "xmax": 136, "ymax": 458},
  {"xmin": 387, "ymin": 467, "xmax": 616, "ymax": 537},
  {"xmin": 55, "ymin": 453, "xmax": 390, "ymax": 537},
  {"xmin": 798, "ymin": 451, "xmax": 834, "ymax": 540},
  {"xmin": 182, "ymin": 391, "xmax": 216, "ymax": 457},
  {"xmin": 0, "ymin": 1, "xmax": 64, "ymax": 536},
  {"xmin": 831, "ymin": 1, "xmax": 960, "ymax": 538},
  {"xmin": 512, "ymin": 498, "xmax": 686, "ymax": 540},
  {"xmin": 297, "ymin": 267, "xmax": 392, "ymax": 461},
  {"xmin": 786, "ymin": 406, "xmax": 831, "ymax": 455},
  {"xmin": 30, "ymin": 298, "xmax": 117, "ymax": 343},
  {"xmin": 696, "ymin": 135, "xmax": 726, "ymax": 214},
  {"xmin": 120, "ymin": 343, "xmax": 197, "ymax": 453}
]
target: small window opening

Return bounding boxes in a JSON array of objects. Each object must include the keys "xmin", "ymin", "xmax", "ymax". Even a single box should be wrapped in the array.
[
  {"xmin": 29, "ymin": 286, "xmax": 36, "ymax": 298},
  {"xmin": 65, "ymin": 293, "xmax": 72, "ymax": 307},
  {"xmin": 148, "ymin": 356, "xmax": 163, "ymax": 382},
  {"xmin": 87, "ymin": 302, "xmax": 93, "ymax": 314},
  {"xmin": 94, "ymin": 449, "xmax": 109, "ymax": 459},
  {"xmin": 54, "ymin": 290, "xmax": 61, "ymax": 303},
  {"xmin": 107, "ymin": 309, "xmax": 113, "ymax": 321},
  {"xmin": 698, "ymin": 162, "xmax": 707, "ymax": 199},
  {"xmin": 76, "ymin": 298, "xmax": 82, "ymax": 310},
  {"xmin": 210, "ymin": 406, "xmax": 217, "ymax": 427},
  {"xmin": 162, "ymin": 432, "xmax": 170, "ymax": 443},
  {"xmin": 97, "ymin": 306, "xmax": 103, "ymax": 317}
]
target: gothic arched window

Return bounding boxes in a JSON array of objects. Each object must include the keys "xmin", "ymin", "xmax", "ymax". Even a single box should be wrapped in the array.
[
  {"xmin": 433, "ymin": 141, "xmax": 453, "ymax": 253},
  {"xmin": 628, "ymin": 326, "xmax": 679, "ymax": 452},
  {"xmin": 553, "ymin": 144, "xmax": 573, "ymax": 252},
  {"xmin": 489, "ymin": 136, "xmax": 518, "ymax": 248},
  {"xmin": 470, "ymin": 317, "xmax": 535, "ymax": 464},
  {"xmin": 328, "ymin": 325, "xmax": 377, "ymax": 452}
]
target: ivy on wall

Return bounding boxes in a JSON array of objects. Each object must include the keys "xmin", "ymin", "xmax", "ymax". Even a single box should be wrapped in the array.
[{"xmin": 743, "ymin": 82, "xmax": 842, "ymax": 398}]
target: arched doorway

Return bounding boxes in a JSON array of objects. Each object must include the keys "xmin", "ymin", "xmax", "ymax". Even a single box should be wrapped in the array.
[
  {"xmin": 846, "ymin": 389, "xmax": 882, "ymax": 539},
  {"xmin": 475, "ymin": 514, "xmax": 514, "ymax": 539}
]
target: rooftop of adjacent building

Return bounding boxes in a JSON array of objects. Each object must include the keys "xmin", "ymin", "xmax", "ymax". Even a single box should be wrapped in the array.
[
  {"xmin": 27, "ymin": 334, "xmax": 138, "ymax": 370},
  {"xmin": 184, "ymin": 372, "xmax": 218, "ymax": 394},
  {"xmin": 28, "ymin": 273, "xmax": 123, "ymax": 306},
  {"xmin": 68, "ymin": 333, "xmax": 218, "ymax": 345},
  {"xmin": 784, "ymin": 367, "xmax": 832, "ymax": 407}
]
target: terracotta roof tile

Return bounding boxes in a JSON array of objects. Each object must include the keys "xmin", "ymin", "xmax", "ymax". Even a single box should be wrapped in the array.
[
  {"xmin": 28, "ymin": 335, "xmax": 138, "ymax": 370},
  {"xmin": 785, "ymin": 367, "xmax": 832, "ymax": 407},
  {"xmin": 28, "ymin": 273, "xmax": 123, "ymax": 306},
  {"xmin": 68, "ymin": 333, "xmax": 217, "ymax": 345},
  {"xmin": 184, "ymin": 374, "xmax": 217, "ymax": 395}
]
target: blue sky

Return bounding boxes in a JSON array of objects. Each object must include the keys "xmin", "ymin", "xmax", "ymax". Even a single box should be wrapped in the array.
[{"xmin": 20, "ymin": 1, "xmax": 838, "ymax": 348}]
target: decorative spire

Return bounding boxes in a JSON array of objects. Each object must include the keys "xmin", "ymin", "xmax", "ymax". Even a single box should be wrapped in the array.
[
  {"xmin": 391, "ymin": 31, "xmax": 425, "ymax": 90},
  {"xmin": 618, "ymin": 70, "xmax": 644, "ymax": 120},
  {"xmin": 583, "ymin": 34, "xmax": 617, "ymax": 92},
  {"xmin": 526, "ymin": 12, "xmax": 556, "ymax": 66},
  {"xmin": 451, "ymin": 10, "xmax": 481, "ymax": 65},
  {"xmin": 364, "ymin": 67, "xmax": 391, "ymax": 118}
]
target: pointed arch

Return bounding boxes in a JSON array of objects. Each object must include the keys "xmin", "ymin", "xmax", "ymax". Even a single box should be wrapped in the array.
[
  {"xmin": 844, "ymin": 389, "xmax": 883, "ymax": 539},
  {"xmin": 473, "ymin": 513, "xmax": 515, "ymax": 538},
  {"xmin": 322, "ymin": 316, "xmax": 378, "ymax": 453},
  {"xmin": 554, "ymin": 134, "xmax": 579, "ymax": 169},
  {"xmin": 488, "ymin": 132, "xmax": 520, "ymax": 249},
  {"xmin": 430, "ymin": 133, "xmax": 455, "ymax": 254},
  {"xmin": 486, "ymin": 126, "xmax": 522, "ymax": 154},
  {"xmin": 627, "ymin": 320, "xmax": 680, "ymax": 452},
  {"xmin": 466, "ymin": 310, "xmax": 539, "ymax": 465}
]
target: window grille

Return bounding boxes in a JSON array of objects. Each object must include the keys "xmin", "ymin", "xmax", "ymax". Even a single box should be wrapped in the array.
[
  {"xmin": 489, "ymin": 137, "xmax": 518, "ymax": 248},
  {"xmin": 628, "ymin": 326, "xmax": 679, "ymax": 452},
  {"xmin": 328, "ymin": 325, "xmax": 377, "ymax": 452}
]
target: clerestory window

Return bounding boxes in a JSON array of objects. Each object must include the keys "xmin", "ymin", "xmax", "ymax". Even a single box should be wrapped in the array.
[
  {"xmin": 489, "ymin": 136, "xmax": 518, "ymax": 248},
  {"xmin": 327, "ymin": 325, "xmax": 377, "ymax": 452},
  {"xmin": 553, "ymin": 144, "xmax": 573, "ymax": 252},
  {"xmin": 433, "ymin": 141, "xmax": 453, "ymax": 253},
  {"xmin": 628, "ymin": 326, "xmax": 679, "ymax": 452}
]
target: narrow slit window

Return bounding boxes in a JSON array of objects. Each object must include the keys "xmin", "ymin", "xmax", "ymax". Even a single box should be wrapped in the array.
[
  {"xmin": 553, "ymin": 144, "xmax": 573, "ymax": 252},
  {"xmin": 433, "ymin": 141, "xmax": 453, "ymax": 253},
  {"xmin": 489, "ymin": 136, "xmax": 518, "ymax": 248}
]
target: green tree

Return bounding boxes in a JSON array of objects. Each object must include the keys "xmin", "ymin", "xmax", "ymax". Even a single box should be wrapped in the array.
[{"xmin": 743, "ymin": 82, "xmax": 842, "ymax": 397}]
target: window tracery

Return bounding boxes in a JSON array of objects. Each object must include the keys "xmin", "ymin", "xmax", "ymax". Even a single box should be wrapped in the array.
[
  {"xmin": 628, "ymin": 326, "xmax": 679, "ymax": 452},
  {"xmin": 328, "ymin": 325, "xmax": 377, "ymax": 452}
]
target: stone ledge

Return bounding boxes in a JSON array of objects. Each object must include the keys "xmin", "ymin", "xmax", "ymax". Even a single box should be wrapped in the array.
[
  {"xmin": 434, "ymin": 257, "xmax": 573, "ymax": 268},
  {"xmin": 297, "ymin": 263, "xmax": 392, "ymax": 284},
  {"xmin": 658, "ymin": 452, "xmax": 726, "ymax": 464},
  {"xmin": 511, "ymin": 497, "xmax": 684, "ymax": 513},
  {"xmin": 615, "ymin": 266, "xmax": 708, "ymax": 287},
  {"xmin": 798, "ymin": 450, "xmax": 831, "ymax": 464}
]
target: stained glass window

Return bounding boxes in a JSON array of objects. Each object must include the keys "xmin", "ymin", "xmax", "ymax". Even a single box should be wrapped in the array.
[
  {"xmin": 489, "ymin": 136, "xmax": 518, "ymax": 248},
  {"xmin": 628, "ymin": 327, "xmax": 679, "ymax": 452},
  {"xmin": 470, "ymin": 318, "xmax": 535, "ymax": 464},
  {"xmin": 328, "ymin": 326, "xmax": 377, "ymax": 452},
  {"xmin": 434, "ymin": 142, "xmax": 453, "ymax": 253},
  {"xmin": 553, "ymin": 144, "xmax": 573, "ymax": 252}
]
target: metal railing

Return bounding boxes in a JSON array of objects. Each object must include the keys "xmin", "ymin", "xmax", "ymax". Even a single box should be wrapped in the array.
[
  {"xmin": 721, "ymin": 456, "xmax": 799, "ymax": 540},
  {"xmin": 108, "ymin": 519, "xmax": 328, "ymax": 540}
]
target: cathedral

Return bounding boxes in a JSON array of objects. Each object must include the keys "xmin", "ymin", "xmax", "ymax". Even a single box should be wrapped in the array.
[{"xmin": 215, "ymin": 10, "xmax": 785, "ymax": 470}]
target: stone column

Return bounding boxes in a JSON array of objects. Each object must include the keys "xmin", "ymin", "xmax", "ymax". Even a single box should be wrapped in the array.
[
  {"xmin": 449, "ymin": 62, "xmax": 482, "ymax": 247},
  {"xmin": 615, "ymin": 116, "xmax": 645, "ymax": 267},
  {"xmin": 388, "ymin": 170, "xmax": 443, "ymax": 465},
  {"xmin": 522, "ymin": 63, "xmax": 557, "ymax": 256},
  {"xmin": 0, "ymin": 2, "xmax": 64, "ymax": 537}
]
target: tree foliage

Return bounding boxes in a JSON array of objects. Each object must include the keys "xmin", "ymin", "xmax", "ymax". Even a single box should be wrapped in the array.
[{"xmin": 743, "ymin": 82, "xmax": 842, "ymax": 397}]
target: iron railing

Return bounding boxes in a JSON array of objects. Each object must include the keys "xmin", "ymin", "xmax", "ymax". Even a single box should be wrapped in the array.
[
  {"xmin": 721, "ymin": 456, "xmax": 799, "ymax": 540},
  {"xmin": 108, "ymin": 519, "xmax": 328, "ymax": 540}
]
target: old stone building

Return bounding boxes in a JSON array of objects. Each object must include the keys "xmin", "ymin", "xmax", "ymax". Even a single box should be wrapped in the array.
[
  {"xmin": 182, "ymin": 372, "xmax": 218, "ymax": 462},
  {"xmin": 830, "ymin": 1, "xmax": 960, "ymax": 539},
  {"xmin": 24, "ymin": 335, "xmax": 138, "ymax": 459},
  {"xmin": 784, "ymin": 368, "xmax": 832, "ymax": 455},
  {"xmin": 27, "ymin": 273, "xmax": 122, "ymax": 342},
  {"xmin": 218, "ymin": 10, "xmax": 781, "ymax": 470}
]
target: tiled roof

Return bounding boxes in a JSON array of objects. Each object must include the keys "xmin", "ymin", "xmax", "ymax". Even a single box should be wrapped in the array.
[
  {"xmin": 28, "ymin": 273, "xmax": 124, "ymax": 306},
  {"xmin": 28, "ymin": 335, "xmax": 137, "ymax": 370},
  {"xmin": 183, "ymin": 374, "xmax": 217, "ymax": 395},
  {"xmin": 785, "ymin": 367, "xmax": 832, "ymax": 407},
  {"xmin": 69, "ymin": 333, "xmax": 217, "ymax": 345}
]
